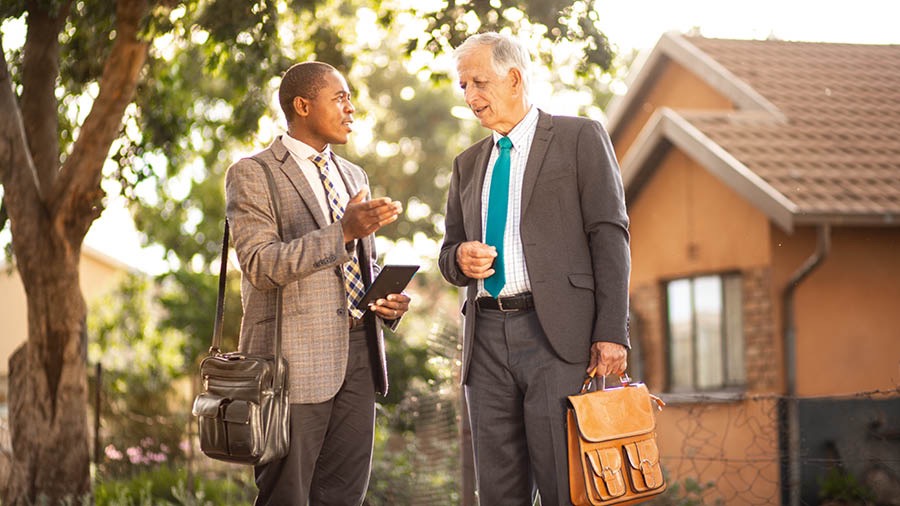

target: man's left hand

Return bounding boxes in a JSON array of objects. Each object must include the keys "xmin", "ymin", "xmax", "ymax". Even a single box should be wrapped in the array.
[
  {"xmin": 369, "ymin": 292, "xmax": 411, "ymax": 320},
  {"xmin": 587, "ymin": 342, "xmax": 628, "ymax": 377}
]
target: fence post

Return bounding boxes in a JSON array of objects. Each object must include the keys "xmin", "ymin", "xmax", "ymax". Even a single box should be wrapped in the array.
[{"xmin": 94, "ymin": 362, "xmax": 102, "ymax": 466}]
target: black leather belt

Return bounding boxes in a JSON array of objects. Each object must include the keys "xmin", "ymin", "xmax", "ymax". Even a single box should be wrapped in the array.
[{"xmin": 476, "ymin": 293, "xmax": 535, "ymax": 312}]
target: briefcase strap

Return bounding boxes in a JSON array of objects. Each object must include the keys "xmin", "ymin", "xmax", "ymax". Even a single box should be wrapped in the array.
[{"xmin": 208, "ymin": 157, "xmax": 286, "ymax": 389}]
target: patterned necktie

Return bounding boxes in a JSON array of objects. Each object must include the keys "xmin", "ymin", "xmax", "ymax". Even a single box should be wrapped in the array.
[
  {"xmin": 484, "ymin": 136, "xmax": 513, "ymax": 298},
  {"xmin": 310, "ymin": 153, "xmax": 366, "ymax": 319}
]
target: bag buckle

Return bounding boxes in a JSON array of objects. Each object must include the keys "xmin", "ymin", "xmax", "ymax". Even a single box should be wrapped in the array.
[{"xmin": 581, "ymin": 372, "xmax": 632, "ymax": 393}]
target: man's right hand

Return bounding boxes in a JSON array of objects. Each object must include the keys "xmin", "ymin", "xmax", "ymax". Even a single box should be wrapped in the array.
[
  {"xmin": 456, "ymin": 241, "xmax": 497, "ymax": 279},
  {"xmin": 341, "ymin": 187, "xmax": 402, "ymax": 243}
]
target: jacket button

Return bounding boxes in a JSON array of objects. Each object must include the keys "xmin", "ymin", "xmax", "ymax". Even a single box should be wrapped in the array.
[{"xmin": 336, "ymin": 308, "xmax": 345, "ymax": 316}]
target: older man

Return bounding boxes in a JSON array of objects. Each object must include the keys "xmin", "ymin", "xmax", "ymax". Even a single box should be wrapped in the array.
[{"xmin": 439, "ymin": 33, "xmax": 631, "ymax": 505}]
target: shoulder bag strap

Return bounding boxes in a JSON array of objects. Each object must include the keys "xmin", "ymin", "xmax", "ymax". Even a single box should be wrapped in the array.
[
  {"xmin": 209, "ymin": 157, "xmax": 286, "ymax": 390},
  {"xmin": 208, "ymin": 219, "xmax": 230, "ymax": 354}
]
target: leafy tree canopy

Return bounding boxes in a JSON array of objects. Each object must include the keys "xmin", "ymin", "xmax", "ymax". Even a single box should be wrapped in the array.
[{"xmin": 0, "ymin": 1, "xmax": 629, "ymax": 499}]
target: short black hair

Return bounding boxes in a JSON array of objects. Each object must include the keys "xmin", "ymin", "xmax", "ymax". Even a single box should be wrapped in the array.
[{"xmin": 278, "ymin": 61, "xmax": 336, "ymax": 123}]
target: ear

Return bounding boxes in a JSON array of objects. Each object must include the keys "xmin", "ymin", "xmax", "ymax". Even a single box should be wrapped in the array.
[
  {"xmin": 507, "ymin": 67, "xmax": 523, "ymax": 96},
  {"xmin": 292, "ymin": 96, "xmax": 310, "ymax": 118}
]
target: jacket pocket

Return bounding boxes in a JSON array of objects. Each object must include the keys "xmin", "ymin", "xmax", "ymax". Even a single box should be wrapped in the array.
[{"xmin": 568, "ymin": 273, "xmax": 595, "ymax": 291}]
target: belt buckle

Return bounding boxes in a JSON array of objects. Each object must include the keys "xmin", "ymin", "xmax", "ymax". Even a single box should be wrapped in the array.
[{"xmin": 496, "ymin": 297, "xmax": 515, "ymax": 312}]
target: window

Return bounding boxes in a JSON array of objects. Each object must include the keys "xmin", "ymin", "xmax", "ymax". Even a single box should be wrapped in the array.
[{"xmin": 665, "ymin": 273, "xmax": 744, "ymax": 392}]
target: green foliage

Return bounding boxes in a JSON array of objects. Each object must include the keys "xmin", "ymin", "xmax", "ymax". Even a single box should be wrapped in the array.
[
  {"xmin": 87, "ymin": 274, "xmax": 192, "ymax": 477},
  {"xmin": 367, "ymin": 320, "xmax": 462, "ymax": 504},
  {"xmin": 156, "ymin": 269, "xmax": 242, "ymax": 366},
  {"xmin": 818, "ymin": 467, "xmax": 875, "ymax": 503},
  {"xmin": 416, "ymin": 0, "xmax": 614, "ymax": 75},
  {"xmin": 95, "ymin": 466, "xmax": 254, "ymax": 506}
]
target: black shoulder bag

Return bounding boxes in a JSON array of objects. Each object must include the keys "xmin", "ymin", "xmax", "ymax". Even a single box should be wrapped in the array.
[{"xmin": 191, "ymin": 159, "xmax": 290, "ymax": 465}]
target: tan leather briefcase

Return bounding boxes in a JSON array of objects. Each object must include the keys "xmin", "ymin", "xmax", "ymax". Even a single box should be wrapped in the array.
[{"xmin": 566, "ymin": 374, "xmax": 666, "ymax": 505}]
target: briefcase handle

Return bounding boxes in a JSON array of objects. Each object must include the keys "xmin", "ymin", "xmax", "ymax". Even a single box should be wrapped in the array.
[
  {"xmin": 581, "ymin": 370, "xmax": 631, "ymax": 394},
  {"xmin": 581, "ymin": 369, "xmax": 665, "ymax": 410}
]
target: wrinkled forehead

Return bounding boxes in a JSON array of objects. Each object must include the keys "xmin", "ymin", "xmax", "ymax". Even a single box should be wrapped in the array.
[{"xmin": 456, "ymin": 46, "xmax": 498, "ymax": 81}]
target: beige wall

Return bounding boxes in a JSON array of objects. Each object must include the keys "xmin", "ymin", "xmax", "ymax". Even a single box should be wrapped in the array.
[
  {"xmin": 771, "ymin": 226, "xmax": 900, "ymax": 396},
  {"xmin": 0, "ymin": 248, "xmax": 130, "ymax": 377},
  {"xmin": 629, "ymin": 148, "xmax": 772, "ymax": 288}
]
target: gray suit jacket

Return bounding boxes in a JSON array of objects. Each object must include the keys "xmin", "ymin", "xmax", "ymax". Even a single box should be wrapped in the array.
[
  {"xmin": 225, "ymin": 136, "xmax": 393, "ymax": 403},
  {"xmin": 439, "ymin": 110, "xmax": 631, "ymax": 384}
]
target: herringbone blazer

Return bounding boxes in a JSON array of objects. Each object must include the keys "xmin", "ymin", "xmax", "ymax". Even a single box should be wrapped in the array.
[
  {"xmin": 225, "ymin": 136, "xmax": 391, "ymax": 403},
  {"xmin": 439, "ymin": 110, "xmax": 631, "ymax": 384}
]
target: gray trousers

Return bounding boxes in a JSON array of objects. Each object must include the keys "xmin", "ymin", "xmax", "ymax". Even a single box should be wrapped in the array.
[
  {"xmin": 254, "ymin": 327, "xmax": 375, "ymax": 506},
  {"xmin": 466, "ymin": 306, "xmax": 588, "ymax": 506}
]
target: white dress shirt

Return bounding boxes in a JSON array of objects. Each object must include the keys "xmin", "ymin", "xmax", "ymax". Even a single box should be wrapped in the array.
[{"xmin": 281, "ymin": 134, "xmax": 350, "ymax": 224}]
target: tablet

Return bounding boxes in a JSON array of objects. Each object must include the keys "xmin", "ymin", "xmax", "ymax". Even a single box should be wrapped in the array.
[{"xmin": 356, "ymin": 264, "xmax": 420, "ymax": 311}]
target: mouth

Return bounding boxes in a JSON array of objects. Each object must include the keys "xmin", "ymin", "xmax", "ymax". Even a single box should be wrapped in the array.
[
  {"xmin": 342, "ymin": 118, "xmax": 353, "ymax": 131},
  {"xmin": 472, "ymin": 105, "xmax": 489, "ymax": 117}
]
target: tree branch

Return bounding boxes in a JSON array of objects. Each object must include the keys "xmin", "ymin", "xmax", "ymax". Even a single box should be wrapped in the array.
[
  {"xmin": 0, "ymin": 36, "xmax": 43, "ymax": 237},
  {"xmin": 20, "ymin": 0, "xmax": 71, "ymax": 201},
  {"xmin": 51, "ymin": 0, "xmax": 150, "ymax": 241}
]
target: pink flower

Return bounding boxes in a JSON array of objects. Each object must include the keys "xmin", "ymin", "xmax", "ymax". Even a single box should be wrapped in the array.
[
  {"xmin": 126, "ymin": 446, "xmax": 142, "ymax": 464},
  {"xmin": 104, "ymin": 444, "xmax": 123, "ymax": 461}
]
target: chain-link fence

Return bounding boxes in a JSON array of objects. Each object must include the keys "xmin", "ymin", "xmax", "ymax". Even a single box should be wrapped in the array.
[
  {"xmin": 2, "ymin": 353, "xmax": 897, "ymax": 505},
  {"xmin": 652, "ymin": 389, "xmax": 900, "ymax": 505}
]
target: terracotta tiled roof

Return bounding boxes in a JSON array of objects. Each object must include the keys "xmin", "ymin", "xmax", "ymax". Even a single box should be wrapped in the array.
[{"xmin": 682, "ymin": 37, "xmax": 900, "ymax": 220}]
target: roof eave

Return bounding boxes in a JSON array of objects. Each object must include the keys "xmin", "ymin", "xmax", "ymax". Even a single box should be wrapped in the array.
[
  {"xmin": 608, "ymin": 32, "xmax": 787, "ymax": 138},
  {"xmin": 793, "ymin": 213, "xmax": 900, "ymax": 227},
  {"xmin": 621, "ymin": 108, "xmax": 798, "ymax": 233}
]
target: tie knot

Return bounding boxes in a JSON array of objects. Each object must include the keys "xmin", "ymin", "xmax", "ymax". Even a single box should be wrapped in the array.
[
  {"xmin": 309, "ymin": 153, "xmax": 328, "ymax": 170},
  {"xmin": 498, "ymin": 136, "xmax": 512, "ymax": 150}
]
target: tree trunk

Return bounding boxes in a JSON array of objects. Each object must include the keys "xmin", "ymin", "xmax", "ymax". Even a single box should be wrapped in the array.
[
  {"xmin": 0, "ymin": 0, "xmax": 149, "ymax": 502},
  {"xmin": 5, "ymin": 238, "xmax": 91, "ymax": 504}
]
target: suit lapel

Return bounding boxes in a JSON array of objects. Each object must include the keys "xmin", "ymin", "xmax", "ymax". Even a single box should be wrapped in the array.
[
  {"xmin": 271, "ymin": 137, "xmax": 329, "ymax": 229},
  {"xmin": 332, "ymin": 153, "xmax": 375, "ymax": 284},
  {"xmin": 331, "ymin": 153, "xmax": 360, "ymax": 200},
  {"xmin": 465, "ymin": 138, "xmax": 494, "ymax": 241},
  {"xmin": 521, "ymin": 110, "xmax": 554, "ymax": 213}
]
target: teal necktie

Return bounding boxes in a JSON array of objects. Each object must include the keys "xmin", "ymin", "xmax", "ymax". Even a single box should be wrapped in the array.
[{"xmin": 484, "ymin": 136, "xmax": 513, "ymax": 298}]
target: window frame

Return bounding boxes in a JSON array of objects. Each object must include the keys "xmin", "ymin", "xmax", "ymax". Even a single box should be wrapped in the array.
[{"xmin": 663, "ymin": 271, "xmax": 745, "ymax": 394}]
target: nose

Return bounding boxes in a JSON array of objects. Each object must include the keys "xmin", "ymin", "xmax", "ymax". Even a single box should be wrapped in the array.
[
  {"xmin": 463, "ymin": 86, "xmax": 477, "ymax": 105},
  {"xmin": 344, "ymin": 99, "xmax": 355, "ymax": 114}
]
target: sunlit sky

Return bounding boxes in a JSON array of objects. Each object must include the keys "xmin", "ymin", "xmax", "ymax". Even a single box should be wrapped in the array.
[{"xmin": 75, "ymin": 0, "xmax": 900, "ymax": 272}]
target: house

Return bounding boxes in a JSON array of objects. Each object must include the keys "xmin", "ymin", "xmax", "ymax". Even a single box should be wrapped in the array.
[
  {"xmin": 0, "ymin": 247, "xmax": 132, "ymax": 413},
  {"xmin": 608, "ymin": 33, "xmax": 900, "ymax": 504}
]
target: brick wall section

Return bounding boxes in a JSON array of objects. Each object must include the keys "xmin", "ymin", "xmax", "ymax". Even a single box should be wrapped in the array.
[
  {"xmin": 630, "ymin": 283, "xmax": 666, "ymax": 391},
  {"xmin": 629, "ymin": 266, "xmax": 778, "ymax": 393},
  {"xmin": 743, "ymin": 267, "xmax": 778, "ymax": 392}
]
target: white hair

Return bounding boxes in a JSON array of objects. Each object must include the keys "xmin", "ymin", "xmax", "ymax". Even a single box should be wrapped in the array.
[{"xmin": 454, "ymin": 32, "xmax": 532, "ymax": 96}]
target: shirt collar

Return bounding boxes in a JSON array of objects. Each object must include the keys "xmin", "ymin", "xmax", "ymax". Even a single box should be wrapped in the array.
[
  {"xmin": 281, "ymin": 133, "xmax": 331, "ymax": 161},
  {"xmin": 492, "ymin": 106, "xmax": 538, "ymax": 149}
]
